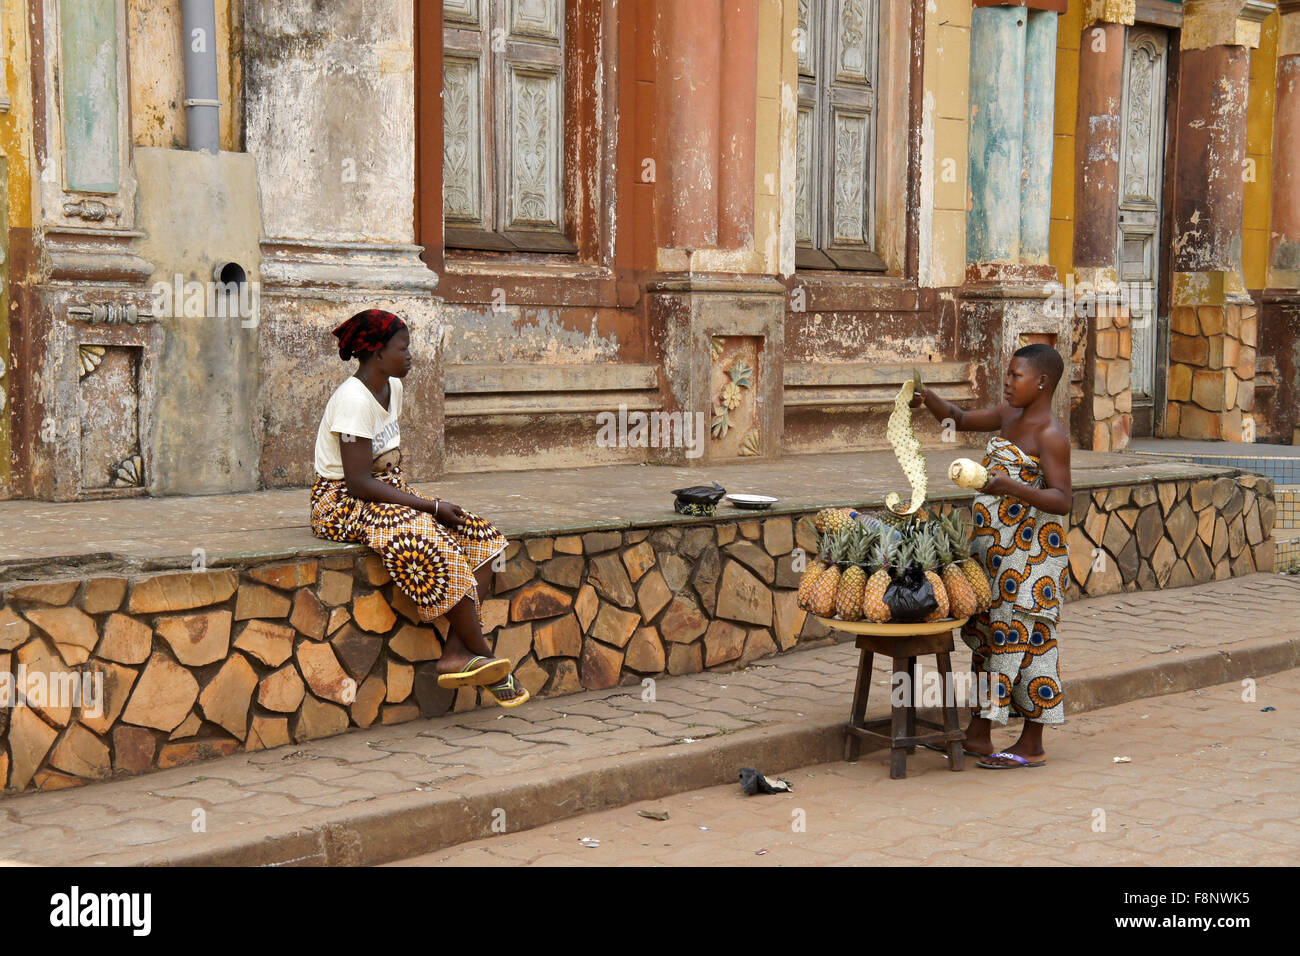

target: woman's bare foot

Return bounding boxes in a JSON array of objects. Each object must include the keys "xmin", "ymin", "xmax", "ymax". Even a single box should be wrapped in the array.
[{"xmin": 963, "ymin": 714, "xmax": 996, "ymax": 756}]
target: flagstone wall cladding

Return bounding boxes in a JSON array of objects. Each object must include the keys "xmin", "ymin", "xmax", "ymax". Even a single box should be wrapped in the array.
[
  {"xmin": 1164, "ymin": 305, "xmax": 1258, "ymax": 441},
  {"xmin": 0, "ymin": 473, "xmax": 1274, "ymax": 792}
]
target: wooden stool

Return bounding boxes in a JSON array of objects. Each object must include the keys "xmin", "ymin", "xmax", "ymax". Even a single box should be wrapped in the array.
[{"xmin": 820, "ymin": 617, "xmax": 969, "ymax": 779}]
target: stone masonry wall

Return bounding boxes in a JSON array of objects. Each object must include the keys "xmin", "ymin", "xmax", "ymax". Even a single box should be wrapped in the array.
[{"xmin": 0, "ymin": 473, "xmax": 1274, "ymax": 793}]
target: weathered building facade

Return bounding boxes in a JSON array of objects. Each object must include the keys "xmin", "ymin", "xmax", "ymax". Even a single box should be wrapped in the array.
[{"xmin": 0, "ymin": 0, "xmax": 1295, "ymax": 502}]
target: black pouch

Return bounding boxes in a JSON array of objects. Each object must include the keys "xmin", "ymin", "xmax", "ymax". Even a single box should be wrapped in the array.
[
  {"xmin": 884, "ymin": 567, "xmax": 938, "ymax": 623},
  {"xmin": 671, "ymin": 482, "xmax": 726, "ymax": 515}
]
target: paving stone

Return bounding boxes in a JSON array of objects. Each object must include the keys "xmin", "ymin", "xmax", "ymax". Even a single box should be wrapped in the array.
[
  {"xmin": 579, "ymin": 639, "xmax": 624, "ymax": 690},
  {"xmin": 24, "ymin": 606, "xmax": 99, "ymax": 666},
  {"xmin": 693, "ymin": 545, "xmax": 721, "ymax": 615},
  {"xmin": 297, "ymin": 642, "xmax": 353, "ymax": 705},
  {"xmin": 539, "ymin": 555, "xmax": 584, "ymax": 589},
  {"xmin": 389, "ymin": 624, "xmax": 443, "ymax": 662},
  {"xmin": 81, "ymin": 577, "xmax": 127, "ymax": 614},
  {"xmin": 233, "ymin": 619, "xmax": 295, "ymax": 667},
  {"xmin": 294, "ymin": 696, "xmax": 350, "ymax": 742},
  {"xmin": 715, "ymin": 560, "xmax": 773, "ymax": 627},
  {"xmin": 554, "ymin": 535, "xmax": 583, "ymax": 555},
  {"xmin": 636, "ymin": 570, "xmax": 672, "ymax": 621},
  {"xmin": 386, "ymin": 660, "xmax": 415, "ymax": 702},
  {"xmin": 121, "ymin": 652, "xmax": 199, "ymax": 732},
  {"xmin": 772, "ymin": 590, "xmax": 806, "ymax": 651},
  {"xmin": 548, "ymin": 658, "xmax": 583, "ymax": 696},
  {"xmin": 703, "ymin": 620, "xmax": 747, "ymax": 667},
  {"xmin": 659, "ymin": 595, "xmax": 708, "ymax": 644},
  {"xmin": 250, "ymin": 560, "xmax": 319, "ymax": 590},
  {"xmin": 157, "ymin": 738, "xmax": 240, "ymax": 769},
  {"xmin": 79, "ymin": 661, "xmax": 138, "ymax": 735},
  {"xmin": 156, "ymin": 609, "xmax": 232, "ymax": 667},
  {"xmin": 352, "ymin": 591, "xmax": 397, "ymax": 633},
  {"xmin": 127, "ymin": 570, "xmax": 238, "ymax": 614},
  {"xmin": 353, "ymin": 556, "xmax": 389, "ymax": 587},
  {"xmin": 290, "ymin": 589, "xmax": 329, "ymax": 639},
  {"xmin": 0, "ymin": 606, "xmax": 31, "ymax": 650},
  {"xmin": 351, "ymin": 673, "xmax": 386, "ymax": 729},
  {"xmin": 112, "ymin": 725, "xmax": 157, "ymax": 774},
  {"xmin": 590, "ymin": 602, "xmax": 640, "ymax": 649},
  {"xmin": 247, "ymin": 715, "xmax": 291, "ymax": 752},
  {"xmin": 318, "ymin": 569, "xmax": 355, "ymax": 607},
  {"xmin": 625, "ymin": 627, "xmax": 666, "ymax": 673},
  {"xmin": 7, "ymin": 580, "xmax": 80, "ymax": 606},
  {"xmin": 667, "ymin": 642, "xmax": 703, "ymax": 675},
  {"xmin": 574, "ymin": 584, "xmax": 599, "ymax": 631},
  {"xmin": 332, "ymin": 624, "xmax": 383, "ymax": 679},
  {"xmin": 511, "ymin": 581, "xmax": 572, "ymax": 621},
  {"xmin": 8, "ymin": 707, "xmax": 60, "ymax": 789},
  {"xmin": 235, "ymin": 583, "xmax": 292, "ymax": 621},
  {"xmin": 534, "ymin": 613, "xmax": 582, "ymax": 659}
]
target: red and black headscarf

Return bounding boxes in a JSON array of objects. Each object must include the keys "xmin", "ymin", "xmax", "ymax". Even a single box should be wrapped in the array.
[{"xmin": 331, "ymin": 309, "xmax": 406, "ymax": 361}]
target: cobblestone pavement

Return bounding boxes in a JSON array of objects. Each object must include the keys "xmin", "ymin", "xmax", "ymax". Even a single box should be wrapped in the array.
[
  {"xmin": 0, "ymin": 446, "xmax": 1219, "ymax": 566},
  {"xmin": 0, "ymin": 574, "xmax": 1296, "ymax": 865},
  {"xmin": 396, "ymin": 668, "xmax": 1300, "ymax": 866}
]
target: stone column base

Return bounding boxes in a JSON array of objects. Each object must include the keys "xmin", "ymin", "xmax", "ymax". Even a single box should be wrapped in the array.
[
  {"xmin": 645, "ymin": 276, "xmax": 785, "ymax": 466},
  {"xmin": 1164, "ymin": 300, "xmax": 1257, "ymax": 441}
]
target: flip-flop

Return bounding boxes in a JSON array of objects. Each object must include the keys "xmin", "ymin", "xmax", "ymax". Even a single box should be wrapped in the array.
[
  {"xmin": 437, "ymin": 655, "xmax": 511, "ymax": 689},
  {"xmin": 484, "ymin": 672, "xmax": 531, "ymax": 709},
  {"xmin": 976, "ymin": 751, "xmax": 1047, "ymax": 769}
]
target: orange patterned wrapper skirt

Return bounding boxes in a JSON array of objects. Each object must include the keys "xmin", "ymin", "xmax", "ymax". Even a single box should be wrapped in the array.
[{"xmin": 310, "ymin": 460, "xmax": 507, "ymax": 622}]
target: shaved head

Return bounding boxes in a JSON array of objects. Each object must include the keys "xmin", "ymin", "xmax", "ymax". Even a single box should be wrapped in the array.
[{"xmin": 1012, "ymin": 343, "xmax": 1064, "ymax": 388}]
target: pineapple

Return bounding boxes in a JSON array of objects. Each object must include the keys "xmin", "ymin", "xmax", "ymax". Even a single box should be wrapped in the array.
[
  {"xmin": 810, "ymin": 527, "xmax": 847, "ymax": 618},
  {"xmin": 934, "ymin": 521, "xmax": 979, "ymax": 619},
  {"xmin": 944, "ymin": 512, "xmax": 992, "ymax": 611},
  {"xmin": 821, "ymin": 508, "xmax": 855, "ymax": 536},
  {"xmin": 796, "ymin": 520, "xmax": 830, "ymax": 610},
  {"xmin": 912, "ymin": 526, "xmax": 950, "ymax": 622},
  {"xmin": 835, "ymin": 527, "xmax": 872, "ymax": 622},
  {"xmin": 862, "ymin": 537, "xmax": 895, "ymax": 623}
]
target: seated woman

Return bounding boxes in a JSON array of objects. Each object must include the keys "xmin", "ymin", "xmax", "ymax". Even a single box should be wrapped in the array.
[{"xmin": 309, "ymin": 308, "xmax": 528, "ymax": 707}]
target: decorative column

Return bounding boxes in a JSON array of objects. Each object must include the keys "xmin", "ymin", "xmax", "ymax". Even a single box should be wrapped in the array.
[
  {"xmin": 1260, "ymin": 1, "xmax": 1300, "ymax": 443},
  {"xmin": 1164, "ymin": 0, "xmax": 1274, "ymax": 441},
  {"xmin": 244, "ymin": 1, "xmax": 440, "ymax": 486},
  {"xmin": 645, "ymin": 0, "xmax": 782, "ymax": 466},
  {"xmin": 1070, "ymin": 0, "xmax": 1135, "ymax": 451},
  {"xmin": 961, "ymin": 2, "xmax": 1071, "ymax": 425}
]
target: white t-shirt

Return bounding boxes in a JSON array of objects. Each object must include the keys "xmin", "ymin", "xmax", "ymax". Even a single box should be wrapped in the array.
[{"xmin": 313, "ymin": 376, "xmax": 403, "ymax": 480}]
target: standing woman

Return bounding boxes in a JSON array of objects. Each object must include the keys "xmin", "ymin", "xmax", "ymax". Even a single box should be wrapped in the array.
[{"xmin": 310, "ymin": 309, "xmax": 528, "ymax": 707}]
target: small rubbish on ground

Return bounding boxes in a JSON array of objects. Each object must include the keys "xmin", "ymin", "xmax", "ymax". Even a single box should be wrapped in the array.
[
  {"xmin": 638, "ymin": 810, "xmax": 670, "ymax": 821},
  {"xmin": 578, "ymin": 837, "xmax": 600, "ymax": 848},
  {"xmin": 1113, "ymin": 756, "xmax": 1132, "ymax": 763},
  {"xmin": 739, "ymin": 766, "xmax": 793, "ymax": 795},
  {"xmin": 755, "ymin": 849, "xmax": 769, "ymax": 856},
  {"xmin": 1261, "ymin": 706, "xmax": 1276, "ymax": 712},
  {"xmin": 698, "ymin": 826, "xmax": 711, "ymax": 831}
]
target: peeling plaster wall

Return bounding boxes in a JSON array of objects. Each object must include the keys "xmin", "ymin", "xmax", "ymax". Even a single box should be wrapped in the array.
[
  {"xmin": 0, "ymin": 0, "xmax": 34, "ymax": 500},
  {"xmin": 127, "ymin": 0, "xmax": 241, "ymax": 152},
  {"xmin": 1244, "ymin": 11, "xmax": 1278, "ymax": 291}
]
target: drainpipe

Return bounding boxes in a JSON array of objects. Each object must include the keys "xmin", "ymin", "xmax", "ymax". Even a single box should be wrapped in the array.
[{"xmin": 181, "ymin": 0, "xmax": 220, "ymax": 153}]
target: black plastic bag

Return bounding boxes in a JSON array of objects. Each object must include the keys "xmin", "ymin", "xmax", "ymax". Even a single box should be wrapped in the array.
[
  {"xmin": 739, "ymin": 767, "xmax": 792, "ymax": 795},
  {"xmin": 671, "ymin": 482, "xmax": 726, "ymax": 516},
  {"xmin": 883, "ymin": 567, "xmax": 937, "ymax": 623}
]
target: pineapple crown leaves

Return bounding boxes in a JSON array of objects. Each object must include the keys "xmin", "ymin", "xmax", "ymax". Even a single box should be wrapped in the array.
[{"xmin": 911, "ymin": 526, "xmax": 940, "ymax": 570}]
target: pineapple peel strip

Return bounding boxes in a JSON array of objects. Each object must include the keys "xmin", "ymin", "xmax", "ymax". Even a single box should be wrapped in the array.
[{"xmin": 884, "ymin": 379, "xmax": 927, "ymax": 515}]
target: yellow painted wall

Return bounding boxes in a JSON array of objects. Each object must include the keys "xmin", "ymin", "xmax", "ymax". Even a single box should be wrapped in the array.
[
  {"xmin": 919, "ymin": 0, "xmax": 970, "ymax": 288},
  {"xmin": 754, "ymin": 0, "xmax": 794, "ymax": 278},
  {"xmin": 0, "ymin": 0, "xmax": 34, "ymax": 494},
  {"xmin": 1244, "ymin": 11, "xmax": 1277, "ymax": 291},
  {"xmin": 1050, "ymin": 3, "xmax": 1082, "ymax": 280}
]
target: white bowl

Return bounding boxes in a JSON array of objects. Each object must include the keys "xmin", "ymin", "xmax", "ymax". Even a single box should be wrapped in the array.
[{"xmin": 725, "ymin": 493, "xmax": 779, "ymax": 510}]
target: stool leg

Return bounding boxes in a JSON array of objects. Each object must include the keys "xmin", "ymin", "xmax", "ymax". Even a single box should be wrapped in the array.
[
  {"xmin": 889, "ymin": 656, "xmax": 908, "ymax": 779},
  {"xmin": 904, "ymin": 656, "xmax": 918, "ymax": 755},
  {"xmin": 937, "ymin": 650, "xmax": 964, "ymax": 771},
  {"xmin": 844, "ymin": 647, "xmax": 874, "ymax": 762}
]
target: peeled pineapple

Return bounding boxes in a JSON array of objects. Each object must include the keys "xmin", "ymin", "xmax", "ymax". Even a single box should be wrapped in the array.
[
  {"xmin": 885, "ymin": 379, "xmax": 927, "ymax": 515},
  {"xmin": 949, "ymin": 457, "xmax": 990, "ymax": 491}
]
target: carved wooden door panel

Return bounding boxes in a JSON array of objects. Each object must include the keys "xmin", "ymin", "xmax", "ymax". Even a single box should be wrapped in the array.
[{"xmin": 1117, "ymin": 27, "xmax": 1168, "ymax": 428}]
